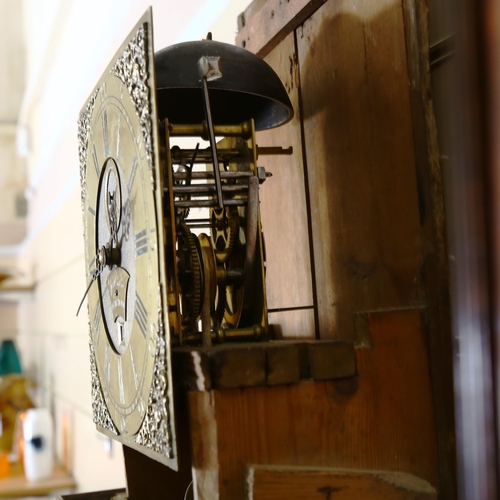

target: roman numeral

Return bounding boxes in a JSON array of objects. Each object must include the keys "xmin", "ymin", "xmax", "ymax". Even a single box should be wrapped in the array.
[
  {"xmin": 135, "ymin": 229, "xmax": 148, "ymax": 257},
  {"xmin": 88, "ymin": 255, "xmax": 96, "ymax": 273},
  {"xmin": 127, "ymin": 155, "xmax": 138, "ymax": 192},
  {"xmin": 148, "ymin": 333, "xmax": 156, "ymax": 358},
  {"xmin": 105, "ymin": 342, "xmax": 110, "ymax": 385},
  {"xmin": 102, "ymin": 110, "xmax": 109, "ymax": 157},
  {"xmin": 116, "ymin": 112, "xmax": 121, "ymax": 157},
  {"xmin": 100, "ymin": 81, "xmax": 107, "ymax": 101},
  {"xmin": 138, "ymin": 396, "xmax": 145, "ymax": 416},
  {"xmin": 120, "ymin": 415, "xmax": 127, "ymax": 434},
  {"xmin": 93, "ymin": 305, "xmax": 101, "ymax": 344},
  {"xmin": 117, "ymin": 357, "xmax": 125, "ymax": 405},
  {"xmin": 134, "ymin": 292, "xmax": 148, "ymax": 338},
  {"xmin": 92, "ymin": 144, "xmax": 100, "ymax": 178},
  {"xmin": 129, "ymin": 349, "xmax": 139, "ymax": 390}
]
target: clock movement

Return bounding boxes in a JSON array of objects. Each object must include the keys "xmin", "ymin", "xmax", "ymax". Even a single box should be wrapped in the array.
[{"xmin": 77, "ymin": 8, "xmax": 293, "ymax": 470}]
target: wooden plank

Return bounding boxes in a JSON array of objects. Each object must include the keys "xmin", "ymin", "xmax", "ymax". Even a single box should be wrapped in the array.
[
  {"xmin": 173, "ymin": 347, "xmax": 212, "ymax": 391},
  {"xmin": 211, "ymin": 346, "xmax": 267, "ymax": 389},
  {"xmin": 173, "ymin": 341, "xmax": 356, "ymax": 391},
  {"xmin": 266, "ymin": 343, "xmax": 300, "ymax": 386},
  {"xmin": 190, "ymin": 391, "xmax": 219, "ymax": 500},
  {"xmin": 401, "ymin": 1, "xmax": 457, "ymax": 498},
  {"xmin": 297, "ymin": 0, "xmax": 423, "ymax": 341},
  {"xmin": 236, "ymin": 0, "xmax": 328, "ymax": 57},
  {"xmin": 188, "ymin": 310, "xmax": 438, "ymax": 499},
  {"xmin": 237, "ymin": 0, "xmax": 267, "ymax": 32},
  {"xmin": 307, "ymin": 341, "xmax": 356, "ymax": 380},
  {"xmin": 257, "ymin": 31, "xmax": 316, "ymax": 338},
  {"xmin": 248, "ymin": 465, "xmax": 437, "ymax": 500},
  {"xmin": 268, "ymin": 309, "xmax": 315, "ymax": 340}
]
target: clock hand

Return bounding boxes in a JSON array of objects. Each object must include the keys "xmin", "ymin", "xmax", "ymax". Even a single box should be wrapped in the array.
[
  {"xmin": 77, "ymin": 197, "xmax": 122, "ymax": 317},
  {"xmin": 76, "ymin": 249, "xmax": 106, "ymax": 316},
  {"xmin": 77, "ymin": 184, "xmax": 122, "ymax": 316}
]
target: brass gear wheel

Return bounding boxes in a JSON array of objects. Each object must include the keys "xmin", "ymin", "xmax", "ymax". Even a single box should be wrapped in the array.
[
  {"xmin": 177, "ymin": 222, "xmax": 203, "ymax": 333},
  {"xmin": 210, "ymin": 207, "xmax": 239, "ymax": 263}
]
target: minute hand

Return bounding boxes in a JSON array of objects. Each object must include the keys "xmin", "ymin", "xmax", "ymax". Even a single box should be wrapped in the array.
[{"xmin": 76, "ymin": 255, "xmax": 105, "ymax": 317}]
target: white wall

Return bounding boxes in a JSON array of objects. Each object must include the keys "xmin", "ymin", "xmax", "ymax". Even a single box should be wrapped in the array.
[{"xmin": 15, "ymin": 0, "xmax": 251, "ymax": 492}]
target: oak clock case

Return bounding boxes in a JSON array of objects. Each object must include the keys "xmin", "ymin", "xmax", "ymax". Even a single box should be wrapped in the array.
[{"xmin": 78, "ymin": 11, "xmax": 177, "ymax": 469}]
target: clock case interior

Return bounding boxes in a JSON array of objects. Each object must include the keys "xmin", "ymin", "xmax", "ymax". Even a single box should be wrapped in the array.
[{"xmin": 79, "ymin": 8, "xmax": 293, "ymax": 471}]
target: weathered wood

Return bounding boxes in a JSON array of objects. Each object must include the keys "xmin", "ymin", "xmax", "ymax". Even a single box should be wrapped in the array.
[
  {"xmin": 401, "ymin": 1, "xmax": 457, "ymax": 498},
  {"xmin": 173, "ymin": 347, "xmax": 212, "ymax": 391},
  {"xmin": 237, "ymin": 0, "xmax": 267, "ymax": 32},
  {"xmin": 266, "ymin": 343, "xmax": 300, "ymax": 385},
  {"xmin": 211, "ymin": 346, "xmax": 267, "ymax": 389},
  {"xmin": 297, "ymin": 0, "xmax": 423, "ymax": 341},
  {"xmin": 173, "ymin": 341, "xmax": 356, "ymax": 391},
  {"xmin": 190, "ymin": 392, "xmax": 219, "ymax": 500},
  {"xmin": 257, "ymin": 32, "xmax": 316, "ymax": 338},
  {"xmin": 240, "ymin": 0, "xmax": 455, "ymax": 496},
  {"xmin": 307, "ymin": 341, "xmax": 356, "ymax": 380},
  {"xmin": 188, "ymin": 309, "xmax": 438, "ymax": 499},
  {"xmin": 247, "ymin": 465, "xmax": 438, "ymax": 500},
  {"xmin": 268, "ymin": 309, "xmax": 316, "ymax": 340},
  {"xmin": 236, "ymin": 0, "xmax": 327, "ymax": 57}
]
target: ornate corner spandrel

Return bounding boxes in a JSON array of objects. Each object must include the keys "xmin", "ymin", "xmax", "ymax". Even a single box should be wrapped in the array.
[
  {"xmin": 135, "ymin": 307, "xmax": 173, "ymax": 458},
  {"xmin": 111, "ymin": 23, "xmax": 154, "ymax": 173},
  {"xmin": 89, "ymin": 338, "xmax": 118, "ymax": 435}
]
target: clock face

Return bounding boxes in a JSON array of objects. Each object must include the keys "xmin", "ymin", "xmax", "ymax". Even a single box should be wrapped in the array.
[
  {"xmin": 85, "ymin": 76, "xmax": 157, "ymax": 436},
  {"xmin": 78, "ymin": 10, "xmax": 177, "ymax": 468}
]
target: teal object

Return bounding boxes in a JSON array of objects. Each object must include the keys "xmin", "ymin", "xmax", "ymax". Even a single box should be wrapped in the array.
[{"xmin": 0, "ymin": 340, "xmax": 22, "ymax": 375}]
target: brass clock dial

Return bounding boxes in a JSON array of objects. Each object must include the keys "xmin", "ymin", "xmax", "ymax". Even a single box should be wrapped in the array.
[{"xmin": 78, "ymin": 9, "xmax": 177, "ymax": 469}]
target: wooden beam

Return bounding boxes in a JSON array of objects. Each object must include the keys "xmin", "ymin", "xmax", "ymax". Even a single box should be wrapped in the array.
[
  {"xmin": 247, "ymin": 465, "xmax": 438, "ymax": 500},
  {"xmin": 236, "ymin": 0, "xmax": 327, "ymax": 57},
  {"xmin": 172, "ymin": 341, "xmax": 356, "ymax": 391}
]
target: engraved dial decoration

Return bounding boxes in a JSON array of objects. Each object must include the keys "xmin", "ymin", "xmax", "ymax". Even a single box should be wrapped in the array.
[{"xmin": 78, "ymin": 10, "xmax": 176, "ymax": 469}]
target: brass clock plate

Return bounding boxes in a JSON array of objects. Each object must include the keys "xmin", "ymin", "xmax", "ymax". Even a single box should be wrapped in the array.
[{"xmin": 77, "ymin": 9, "xmax": 177, "ymax": 469}]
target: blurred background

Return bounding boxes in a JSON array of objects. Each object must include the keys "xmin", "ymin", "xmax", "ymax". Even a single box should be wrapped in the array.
[{"xmin": 0, "ymin": 0, "xmax": 251, "ymax": 493}]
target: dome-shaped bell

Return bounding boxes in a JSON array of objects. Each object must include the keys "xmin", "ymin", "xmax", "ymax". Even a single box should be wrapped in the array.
[{"xmin": 155, "ymin": 39, "xmax": 294, "ymax": 131}]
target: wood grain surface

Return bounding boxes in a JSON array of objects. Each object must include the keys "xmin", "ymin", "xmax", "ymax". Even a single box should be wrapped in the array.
[
  {"xmin": 188, "ymin": 310, "xmax": 437, "ymax": 499},
  {"xmin": 248, "ymin": 465, "xmax": 437, "ymax": 500},
  {"xmin": 297, "ymin": 0, "xmax": 424, "ymax": 341},
  {"xmin": 257, "ymin": 32, "xmax": 316, "ymax": 338},
  {"xmin": 236, "ymin": 0, "xmax": 328, "ymax": 57}
]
